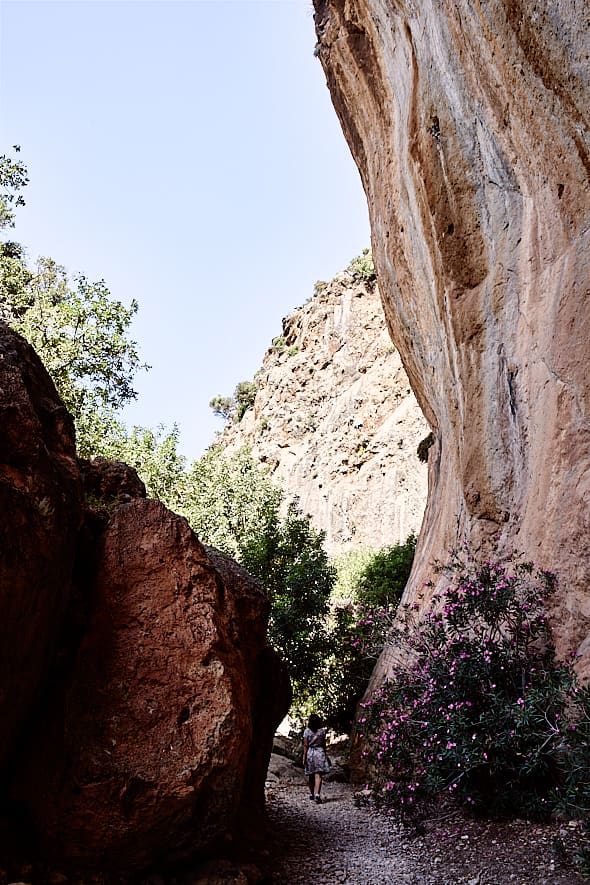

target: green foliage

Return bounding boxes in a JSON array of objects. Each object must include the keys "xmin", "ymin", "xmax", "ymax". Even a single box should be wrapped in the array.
[
  {"xmin": 557, "ymin": 682, "xmax": 590, "ymax": 874},
  {"xmin": 179, "ymin": 446, "xmax": 281, "ymax": 560},
  {"xmin": 209, "ymin": 395, "xmax": 235, "ymax": 421},
  {"xmin": 176, "ymin": 448, "xmax": 335, "ymax": 711},
  {"xmin": 0, "ymin": 153, "xmax": 147, "ymax": 458},
  {"xmin": 234, "ymin": 380, "xmax": 257, "ymax": 420},
  {"xmin": 0, "ymin": 146, "xmax": 28, "ymax": 229},
  {"xmin": 355, "ymin": 534, "xmax": 417, "ymax": 607},
  {"xmin": 358, "ymin": 555, "xmax": 574, "ymax": 823},
  {"xmin": 240, "ymin": 500, "xmax": 335, "ymax": 703},
  {"xmin": 107, "ymin": 424, "xmax": 188, "ymax": 508},
  {"xmin": 313, "ymin": 280, "xmax": 328, "ymax": 297},
  {"xmin": 209, "ymin": 379, "xmax": 257, "ymax": 423},
  {"xmin": 2, "ymin": 256, "xmax": 146, "ymax": 456},
  {"xmin": 303, "ymin": 537, "xmax": 416, "ymax": 732},
  {"xmin": 271, "ymin": 334, "xmax": 286, "ymax": 354},
  {"xmin": 348, "ymin": 248, "xmax": 376, "ymax": 285},
  {"xmin": 331, "ymin": 548, "xmax": 377, "ymax": 602}
]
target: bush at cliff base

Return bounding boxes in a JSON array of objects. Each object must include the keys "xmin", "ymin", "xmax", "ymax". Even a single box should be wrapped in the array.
[
  {"xmin": 357, "ymin": 553, "xmax": 589, "ymax": 840},
  {"xmin": 304, "ymin": 538, "xmax": 416, "ymax": 733}
]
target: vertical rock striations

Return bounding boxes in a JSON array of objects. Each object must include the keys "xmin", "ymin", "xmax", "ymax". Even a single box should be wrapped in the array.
[
  {"xmin": 313, "ymin": 1, "xmax": 590, "ymax": 671},
  {"xmin": 222, "ymin": 271, "xmax": 429, "ymax": 555}
]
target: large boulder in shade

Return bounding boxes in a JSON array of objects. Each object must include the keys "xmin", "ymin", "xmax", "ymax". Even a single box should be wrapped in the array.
[
  {"xmin": 19, "ymin": 498, "xmax": 290, "ymax": 872},
  {"xmin": 0, "ymin": 322, "xmax": 82, "ymax": 768}
]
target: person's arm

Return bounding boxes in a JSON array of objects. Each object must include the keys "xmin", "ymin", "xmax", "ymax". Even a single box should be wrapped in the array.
[{"xmin": 303, "ymin": 735, "xmax": 308, "ymax": 768}]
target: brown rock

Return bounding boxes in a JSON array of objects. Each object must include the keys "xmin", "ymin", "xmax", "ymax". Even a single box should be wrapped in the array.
[
  {"xmin": 19, "ymin": 500, "xmax": 289, "ymax": 871},
  {"xmin": 314, "ymin": 1, "xmax": 590, "ymax": 674},
  {"xmin": 0, "ymin": 323, "xmax": 82, "ymax": 767},
  {"xmin": 79, "ymin": 456, "xmax": 146, "ymax": 506},
  {"xmin": 222, "ymin": 272, "xmax": 428, "ymax": 555}
]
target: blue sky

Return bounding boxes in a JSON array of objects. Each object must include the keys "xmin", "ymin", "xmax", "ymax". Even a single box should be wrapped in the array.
[{"xmin": 1, "ymin": 0, "xmax": 370, "ymax": 458}]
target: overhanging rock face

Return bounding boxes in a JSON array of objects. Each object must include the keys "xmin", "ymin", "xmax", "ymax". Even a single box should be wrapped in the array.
[{"xmin": 313, "ymin": 0, "xmax": 590, "ymax": 674}]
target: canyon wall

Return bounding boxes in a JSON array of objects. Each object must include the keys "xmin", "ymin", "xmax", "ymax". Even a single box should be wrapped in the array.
[
  {"xmin": 221, "ymin": 270, "xmax": 429, "ymax": 555},
  {"xmin": 313, "ymin": 0, "xmax": 590, "ymax": 672}
]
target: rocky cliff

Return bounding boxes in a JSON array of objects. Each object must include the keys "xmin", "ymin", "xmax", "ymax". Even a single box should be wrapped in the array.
[
  {"xmin": 0, "ymin": 323, "xmax": 290, "ymax": 877},
  {"xmin": 221, "ymin": 270, "xmax": 429, "ymax": 555},
  {"xmin": 313, "ymin": 1, "xmax": 590, "ymax": 673}
]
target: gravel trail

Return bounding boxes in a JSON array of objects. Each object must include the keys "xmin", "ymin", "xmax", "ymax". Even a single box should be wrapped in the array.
[
  {"xmin": 265, "ymin": 781, "xmax": 435, "ymax": 885},
  {"xmin": 264, "ymin": 776, "xmax": 586, "ymax": 885}
]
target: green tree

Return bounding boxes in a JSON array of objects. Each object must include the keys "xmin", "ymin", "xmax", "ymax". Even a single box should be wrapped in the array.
[
  {"xmin": 0, "ymin": 150, "xmax": 147, "ymax": 458},
  {"xmin": 348, "ymin": 247, "xmax": 377, "ymax": 285},
  {"xmin": 209, "ymin": 379, "xmax": 257, "ymax": 424},
  {"xmin": 234, "ymin": 380, "xmax": 257, "ymax": 420},
  {"xmin": 240, "ymin": 500, "xmax": 335, "ymax": 701},
  {"xmin": 102, "ymin": 423, "xmax": 188, "ymax": 508},
  {"xmin": 355, "ymin": 533, "xmax": 417, "ymax": 607},
  {"xmin": 2, "ymin": 256, "xmax": 146, "ymax": 457},
  {"xmin": 209, "ymin": 395, "xmax": 235, "ymax": 421},
  {"xmin": 179, "ymin": 446, "xmax": 281, "ymax": 559},
  {"xmin": 0, "ymin": 146, "xmax": 28, "ymax": 229}
]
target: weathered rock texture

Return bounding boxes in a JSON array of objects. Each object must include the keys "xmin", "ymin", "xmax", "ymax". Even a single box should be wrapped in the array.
[
  {"xmin": 0, "ymin": 323, "xmax": 82, "ymax": 767},
  {"xmin": 222, "ymin": 272, "xmax": 429, "ymax": 555},
  {"xmin": 0, "ymin": 325, "xmax": 289, "ymax": 874},
  {"xmin": 313, "ymin": 1, "xmax": 590, "ymax": 671},
  {"xmin": 20, "ymin": 499, "xmax": 287, "ymax": 871}
]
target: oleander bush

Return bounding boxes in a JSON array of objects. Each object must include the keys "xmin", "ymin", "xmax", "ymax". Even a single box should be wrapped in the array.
[{"xmin": 357, "ymin": 554, "xmax": 577, "ymax": 822}]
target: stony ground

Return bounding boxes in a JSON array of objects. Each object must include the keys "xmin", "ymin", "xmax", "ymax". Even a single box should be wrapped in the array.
[{"xmin": 264, "ymin": 770, "xmax": 588, "ymax": 885}]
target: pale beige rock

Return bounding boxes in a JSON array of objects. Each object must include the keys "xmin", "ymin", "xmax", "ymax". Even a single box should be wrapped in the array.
[
  {"xmin": 313, "ymin": 1, "xmax": 590, "ymax": 674},
  {"xmin": 222, "ymin": 273, "xmax": 429, "ymax": 555}
]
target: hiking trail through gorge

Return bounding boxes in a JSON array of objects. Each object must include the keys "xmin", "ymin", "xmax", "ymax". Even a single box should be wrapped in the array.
[{"xmin": 264, "ymin": 761, "xmax": 586, "ymax": 884}]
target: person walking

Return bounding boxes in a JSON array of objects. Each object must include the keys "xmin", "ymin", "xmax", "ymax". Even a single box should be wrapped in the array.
[{"xmin": 303, "ymin": 713, "xmax": 331, "ymax": 803}]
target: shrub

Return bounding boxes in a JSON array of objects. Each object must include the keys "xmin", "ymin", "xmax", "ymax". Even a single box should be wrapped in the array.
[
  {"xmin": 557, "ymin": 681, "xmax": 590, "ymax": 873},
  {"xmin": 234, "ymin": 380, "xmax": 257, "ymax": 420},
  {"xmin": 209, "ymin": 379, "xmax": 257, "ymax": 423},
  {"xmin": 304, "ymin": 537, "xmax": 416, "ymax": 733},
  {"xmin": 355, "ymin": 534, "xmax": 417, "ymax": 607},
  {"xmin": 357, "ymin": 554, "xmax": 573, "ymax": 823},
  {"xmin": 348, "ymin": 248, "xmax": 377, "ymax": 285}
]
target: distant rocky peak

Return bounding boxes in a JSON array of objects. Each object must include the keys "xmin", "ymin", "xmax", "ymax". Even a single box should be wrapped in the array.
[{"xmin": 220, "ymin": 263, "xmax": 429, "ymax": 556}]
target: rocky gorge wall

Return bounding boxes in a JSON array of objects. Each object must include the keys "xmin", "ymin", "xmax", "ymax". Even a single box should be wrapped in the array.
[
  {"xmin": 313, "ymin": 1, "xmax": 590, "ymax": 674},
  {"xmin": 221, "ymin": 270, "xmax": 429, "ymax": 555}
]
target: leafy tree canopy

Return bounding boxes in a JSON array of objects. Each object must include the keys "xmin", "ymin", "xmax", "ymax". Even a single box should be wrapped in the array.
[
  {"xmin": 209, "ymin": 379, "xmax": 257, "ymax": 424},
  {"xmin": 0, "ymin": 149, "xmax": 147, "ymax": 457}
]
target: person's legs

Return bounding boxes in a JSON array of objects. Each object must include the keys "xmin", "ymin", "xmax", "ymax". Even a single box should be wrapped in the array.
[
  {"xmin": 314, "ymin": 773, "xmax": 322, "ymax": 801},
  {"xmin": 308, "ymin": 774, "xmax": 315, "ymax": 798}
]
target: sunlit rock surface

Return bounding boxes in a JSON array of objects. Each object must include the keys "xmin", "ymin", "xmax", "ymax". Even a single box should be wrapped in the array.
[
  {"xmin": 313, "ymin": 0, "xmax": 590, "ymax": 674},
  {"xmin": 222, "ymin": 271, "xmax": 429, "ymax": 555}
]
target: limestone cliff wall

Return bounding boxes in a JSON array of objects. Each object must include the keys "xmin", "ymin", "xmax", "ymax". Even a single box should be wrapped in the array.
[
  {"xmin": 313, "ymin": 0, "xmax": 590, "ymax": 672},
  {"xmin": 221, "ymin": 272, "xmax": 429, "ymax": 555}
]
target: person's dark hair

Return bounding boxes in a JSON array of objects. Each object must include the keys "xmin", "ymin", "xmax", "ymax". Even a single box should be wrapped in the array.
[{"xmin": 308, "ymin": 713, "xmax": 322, "ymax": 732}]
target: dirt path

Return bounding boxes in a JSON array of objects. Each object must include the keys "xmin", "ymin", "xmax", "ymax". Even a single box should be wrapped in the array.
[
  {"xmin": 264, "ymin": 769, "xmax": 586, "ymax": 884},
  {"xmin": 265, "ymin": 780, "xmax": 429, "ymax": 884}
]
